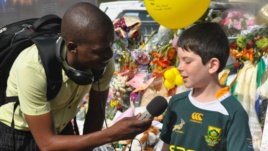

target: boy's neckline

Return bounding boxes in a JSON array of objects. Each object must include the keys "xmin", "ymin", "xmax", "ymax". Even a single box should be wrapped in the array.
[
  {"xmin": 190, "ymin": 87, "xmax": 231, "ymax": 104},
  {"xmin": 188, "ymin": 90, "xmax": 231, "ymax": 115}
]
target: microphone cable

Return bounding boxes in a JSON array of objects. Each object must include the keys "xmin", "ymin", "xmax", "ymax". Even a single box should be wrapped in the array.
[
  {"xmin": 97, "ymin": 79, "xmax": 109, "ymax": 129},
  {"xmin": 129, "ymin": 138, "xmax": 142, "ymax": 151},
  {"xmin": 97, "ymin": 79, "xmax": 117, "ymax": 151}
]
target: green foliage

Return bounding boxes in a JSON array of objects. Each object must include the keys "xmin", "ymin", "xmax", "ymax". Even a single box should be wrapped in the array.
[{"xmin": 256, "ymin": 37, "xmax": 268, "ymax": 49}]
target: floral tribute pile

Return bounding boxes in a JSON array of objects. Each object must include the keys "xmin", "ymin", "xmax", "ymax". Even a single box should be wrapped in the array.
[
  {"xmin": 78, "ymin": 8, "xmax": 268, "ymax": 151},
  {"xmin": 106, "ymin": 24, "xmax": 182, "ymax": 120}
]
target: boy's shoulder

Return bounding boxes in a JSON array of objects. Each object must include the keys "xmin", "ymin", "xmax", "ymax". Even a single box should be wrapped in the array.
[
  {"xmin": 169, "ymin": 90, "xmax": 191, "ymax": 104},
  {"xmin": 221, "ymin": 95, "xmax": 247, "ymax": 113}
]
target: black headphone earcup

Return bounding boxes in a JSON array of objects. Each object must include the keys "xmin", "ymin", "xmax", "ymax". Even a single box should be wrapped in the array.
[
  {"xmin": 65, "ymin": 69, "xmax": 94, "ymax": 85},
  {"xmin": 56, "ymin": 37, "xmax": 94, "ymax": 85}
]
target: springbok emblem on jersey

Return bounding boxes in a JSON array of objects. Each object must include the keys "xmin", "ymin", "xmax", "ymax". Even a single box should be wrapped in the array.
[{"xmin": 173, "ymin": 119, "xmax": 185, "ymax": 131}]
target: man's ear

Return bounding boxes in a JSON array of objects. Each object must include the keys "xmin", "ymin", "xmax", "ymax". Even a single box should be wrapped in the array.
[
  {"xmin": 208, "ymin": 58, "xmax": 220, "ymax": 74},
  {"xmin": 66, "ymin": 41, "xmax": 77, "ymax": 53}
]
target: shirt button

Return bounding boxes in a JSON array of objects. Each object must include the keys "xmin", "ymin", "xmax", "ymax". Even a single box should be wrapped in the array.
[
  {"xmin": 63, "ymin": 123, "xmax": 66, "ymax": 126},
  {"xmin": 76, "ymin": 94, "xmax": 79, "ymax": 97},
  {"xmin": 68, "ymin": 106, "xmax": 71, "ymax": 109}
]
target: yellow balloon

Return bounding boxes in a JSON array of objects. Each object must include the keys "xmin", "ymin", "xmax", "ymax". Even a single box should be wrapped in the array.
[
  {"xmin": 164, "ymin": 70, "xmax": 175, "ymax": 81},
  {"xmin": 175, "ymin": 75, "xmax": 184, "ymax": 86},
  {"xmin": 170, "ymin": 67, "xmax": 179, "ymax": 75},
  {"xmin": 164, "ymin": 80, "xmax": 175, "ymax": 89},
  {"xmin": 144, "ymin": 0, "xmax": 211, "ymax": 29}
]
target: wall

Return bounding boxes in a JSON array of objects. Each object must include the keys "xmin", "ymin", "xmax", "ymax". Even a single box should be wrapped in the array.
[{"xmin": 0, "ymin": 0, "xmax": 97, "ymax": 27}]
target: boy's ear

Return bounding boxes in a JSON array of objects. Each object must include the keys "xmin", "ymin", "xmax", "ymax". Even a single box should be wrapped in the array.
[{"xmin": 208, "ymin": 58, "xmax": 220, "ymax": 74}]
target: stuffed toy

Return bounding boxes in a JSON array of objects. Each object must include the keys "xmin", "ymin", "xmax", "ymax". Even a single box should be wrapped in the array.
[
  {"xmin": 154, "ymin": 114, "xmax": 164, "ymax": 122},
  {"xmin": 123, "ymin": 125, "xmax": 160, "ymax": 151}
]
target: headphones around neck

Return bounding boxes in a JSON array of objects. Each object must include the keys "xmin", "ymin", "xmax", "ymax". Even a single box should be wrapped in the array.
[{"xmin": 56, "ymin": 37, "xmax": 94, "ymax": 85}]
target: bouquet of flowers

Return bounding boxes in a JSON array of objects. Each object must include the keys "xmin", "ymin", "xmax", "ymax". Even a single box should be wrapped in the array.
[
  {"xmin": 220, "ymin": 9, "xmax": 256, "ymax": 37},
  {"xmin": 148, "ymin": 44, "xmax": 178, "ymax": 76},
  {"xmin": 230, "ymin": 26, "xmax": 268, "ymax": 65},
  {"xmin": 149, "ymin": 50, "xmax": 171, "ymax": 75},
  {"xmin": 106, "ymin": 75, "xmax": 134, "ymax": 120}
]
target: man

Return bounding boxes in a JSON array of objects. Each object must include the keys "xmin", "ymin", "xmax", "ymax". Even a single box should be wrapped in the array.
[{"xmin": 0, "ymin": 2, "xmax": 152, "ymax": 151}]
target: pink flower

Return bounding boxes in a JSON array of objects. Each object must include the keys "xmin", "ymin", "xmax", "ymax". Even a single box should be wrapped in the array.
[
  {"xmin": 232, "ymin": 19, "xmax": 242, "ymax": 30},
  {"xmin": 114, "ymin": 18, "xmax": 127, "ymax": 30},
  {"xmin": 221, "ymin": 17, "xmax": 229, "ymax": 25},
  {"xmin": 130, "ymin": 92, "xmax": 138, "ymax": 102},
  {"xmin": 233, "ymin": 10, "xmax": 244, "ymax": 18},
  {"xmin": 135, "ymin": 51, "xmax": 150, "ymax": 65},
  {"xmin": 246, "ymin": 19, "xmax": 255, "ymax": 26},
  {"xmin": 172, "ymin": 36, "xmax": 178, "ymax": 48},
  {"xmin": 227, "ymin": 12, "xmax": 234, "ymax": 18}
]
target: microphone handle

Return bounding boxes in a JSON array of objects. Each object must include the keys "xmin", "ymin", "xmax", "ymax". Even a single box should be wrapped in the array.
[{"xmin": 138, "ymin": 111, "xmax": 152, "ymax": 120}]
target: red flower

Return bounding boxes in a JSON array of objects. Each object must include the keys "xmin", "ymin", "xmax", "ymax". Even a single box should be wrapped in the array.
[
  {"xmin": 234, "ymin": 62, "xmax": 241, "ymax": 68},
  {"xmin": 246, "ymin": 41, "xmax": 253, "ymax": 49},
  {"xmin": 230, "ymin": 42, "xmax": 237, "ymax": 49}
]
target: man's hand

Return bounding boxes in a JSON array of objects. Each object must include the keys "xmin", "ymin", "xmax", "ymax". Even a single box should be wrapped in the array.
[{"xmin": 108, "ymin": 114, "xmax": 152, "ymax": 141}]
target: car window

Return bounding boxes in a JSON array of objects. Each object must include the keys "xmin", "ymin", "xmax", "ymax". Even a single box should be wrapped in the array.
[{"xmin": 118, "ymin": 10, "xmax": 154, "ymax": 22}]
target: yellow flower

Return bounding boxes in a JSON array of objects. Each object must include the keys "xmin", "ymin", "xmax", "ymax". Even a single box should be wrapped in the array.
[
  {"xmin": 140, "ymin": 43, "xmax": 145, "ymax": 49},
  {"xmin": 110, "ymin": 99, "xmax": 118, "ymax": 107}
]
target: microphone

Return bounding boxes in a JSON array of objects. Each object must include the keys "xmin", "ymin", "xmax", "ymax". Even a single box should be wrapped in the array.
[{"xmin": 138, "ymin": 96, "xmax": 168, "ymax": 120}]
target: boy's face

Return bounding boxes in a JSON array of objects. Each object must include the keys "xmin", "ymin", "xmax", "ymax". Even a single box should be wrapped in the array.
[{"xmin": 177, "ymin": 47, "xmax": 210, "ymax": 88}]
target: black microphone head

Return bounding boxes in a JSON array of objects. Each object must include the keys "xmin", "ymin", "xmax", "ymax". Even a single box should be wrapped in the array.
[{"xmin": 146, "ymin": 96, "xmax": 168, "ymax": 117}]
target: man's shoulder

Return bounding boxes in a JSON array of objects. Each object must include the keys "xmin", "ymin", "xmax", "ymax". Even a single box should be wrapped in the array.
[
  {"xmin": 16, "ymin": 44, "xmax": 40, "ymax": 63},
  {"xmin": 8, "ymin": 44, "xmax": 45, "ymax": 91},
  {"xmin": 12, "ymin": 44, "xmax": 45, "ymax": 75}
]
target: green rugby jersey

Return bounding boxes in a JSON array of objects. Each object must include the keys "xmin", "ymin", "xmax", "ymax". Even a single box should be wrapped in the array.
[{"xmin": 160, "ymin": 90, "xmax": 253, "ymax": 151}]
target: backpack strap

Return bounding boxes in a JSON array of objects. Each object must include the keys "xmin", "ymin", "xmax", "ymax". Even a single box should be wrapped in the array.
[
  {"xmin": 32, "ymin": 35, "xmax": 63, "ymax": 100},
  {"xmin": 32, "ymin": 14, "xmax": 62, "ymax": 32}
]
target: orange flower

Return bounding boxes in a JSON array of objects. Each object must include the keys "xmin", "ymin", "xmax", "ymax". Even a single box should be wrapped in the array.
[
  {"xmin": 151, "ymin": 59, "xmax": 158, "ymax": 65},
  {"xmin": 150, "ymin": 69, "xmax": 161, "ymax": 77},
  {"xmin": 150, "ymin": 50, "xmax": 174, "ymax": 75},
  {"xmin": 152, "ymin": 51, "xmax": 161, "ymax": 58},
  {"xmin": 243, "ymin": 48, "xmax": 254, "ymax": 62},
  {"xmin": 158, "ymin": 60, "xmax": 170, "ymax": 68}
]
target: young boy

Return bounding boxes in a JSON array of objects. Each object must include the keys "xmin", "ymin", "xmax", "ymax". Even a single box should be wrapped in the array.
[{"xmin": 160, "ymin": 22, "xmax": 253, "ymax": 151}]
